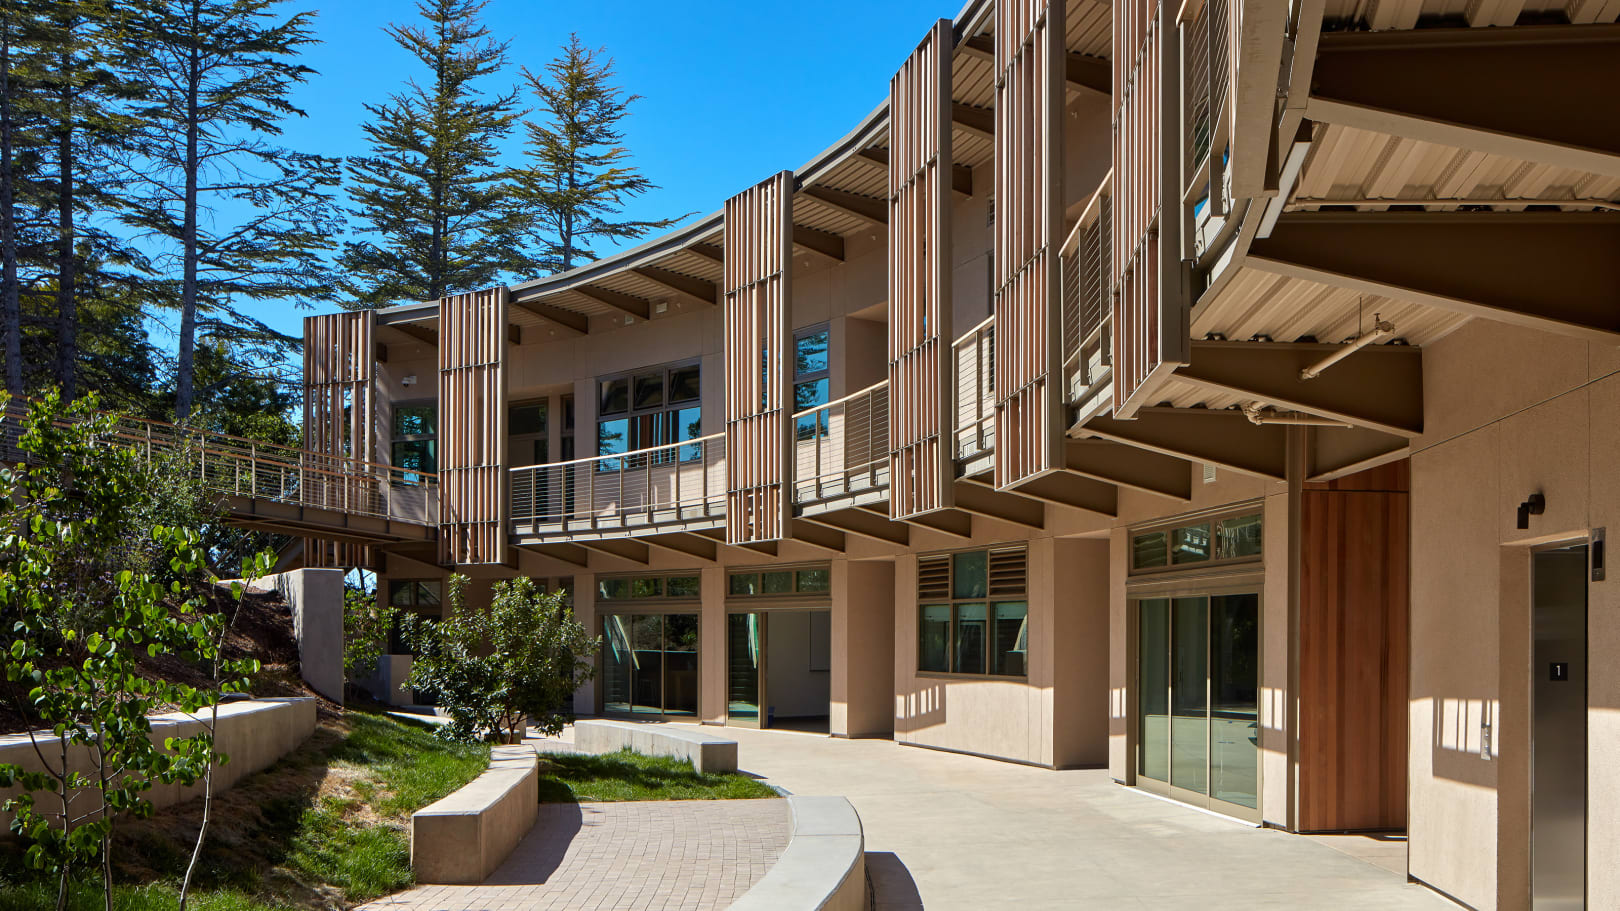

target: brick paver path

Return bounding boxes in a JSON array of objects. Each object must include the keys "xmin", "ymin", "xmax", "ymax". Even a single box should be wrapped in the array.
[{"xmin": 360, "ymin": 798, "xmax": 789, "ymax": 911}]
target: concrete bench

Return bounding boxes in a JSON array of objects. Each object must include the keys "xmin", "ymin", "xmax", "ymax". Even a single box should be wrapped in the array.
[
  {"xmin": 572, "ymin": 719, "xmax": 738, "ymax": 774},
  {"xmin": 727, "ymin": 796, "xmax": 867, "ymax": 911},
  {"xmin": 410, "ymin": 744, "xmax": 537, "ymax": 884}
]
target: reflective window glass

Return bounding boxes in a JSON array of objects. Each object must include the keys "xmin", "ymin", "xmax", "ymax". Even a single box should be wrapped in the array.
[
  {"xmin": 509, "ymin": 402, "xmax": 546, "ymax": 436},
  {"xmin": 1217, "ymin": 513, "xmax": 1263, "ymax": 560},
  {"xmin": 795, "ymin": 329, "xmax": 829, "ymax": 377},
  {"xmin": 669, "ymin": 365, "xmax": 701, "ymax": 403},
  {"xmin": 952, "ymin": 551, "xmax": 988, "ymax": 599},
  {"xmin": 729, "ymin": 573, "xmax": 760, "ymax": 596},
  {"xmin": 631, "ymin": 577, "xmax": 663, "ymax": 598},
  {"xmin": 633, "ymin": 373, "xmax": 664, "ymax": 410},
  {"xmin": 954, "ymin": 603, "xmax": 987, "ymax": 674},
  {"xmin": 1132, "ymin": 531, "xmax": 1168, "ymax": 569},
  {"xmin": 991, "ymin": 602, "xmax": 1028, "ymax": 676},
  {"xmin": 919, "ymin": 605, "xmax": 950, "ymax": 672},
  {"xmin": 667, "ymin": 576, "xmax": 700, "ymax": 598},
  {"xmin": 762, "ymin": 571, "xmax": 794, "ymax": 594},
  {"xmin": 393, "ymin": 404, "xmax": 435, "ymax": 437},
  {"xmin": 796, "ymin": 568, "xmax": 830, "ymax": 593},
  {"xmin": 598, "ymin": 578, "xmax": 630, "ymax": 601},
  {"xmin": 1172, "ymin": 523, "xmax": 1212, "ymax": 564},
  {"xmin": 599, "ymin": 377, "xmax": 630, "ymax": 415}
]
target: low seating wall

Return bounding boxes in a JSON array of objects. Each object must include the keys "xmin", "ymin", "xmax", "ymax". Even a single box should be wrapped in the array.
[
  {"xmin": 411, "ymin": 744, "xmax": 538, "ymax": 884},
  {"xmin": 573, "ymin": 719, "xmax": 738, "ymax": 774},
  {"xmin": 727, "ymin": 795, "xmax": 867, "ymax": 911},
  {"xmin": 0, "ymin": 696, "xmax": 318, "ymax": 832}
]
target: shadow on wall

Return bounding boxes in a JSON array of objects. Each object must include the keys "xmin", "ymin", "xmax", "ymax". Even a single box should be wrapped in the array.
[
  {"xmin": 892, "ymin": 683, "xmax": 946, "ymax": 736},
  {"xmin": 867, "ymin": 851, "xmax": 924, "ymax": 910},
  {"xmin": 482, "ymin": 802, "xmax": 585, "ymax": 885},
  {"xmin": 1423, "ymin": 695, "xmax": 1499, "ymax": 789}
]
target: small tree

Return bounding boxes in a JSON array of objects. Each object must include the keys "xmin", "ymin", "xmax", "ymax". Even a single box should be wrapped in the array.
[
  {"xmin": 343, "ymin": 582, "xmax": 398, "ymax": 698},
  {"xmin": 405, "ymin": 574, "xmax": 597, "ymax": 743}
]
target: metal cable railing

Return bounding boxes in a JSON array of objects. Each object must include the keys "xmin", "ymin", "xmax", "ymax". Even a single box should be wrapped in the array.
[
  {"xmin": 509, "ymin": 433, "xmax": 725, "ymax": 532},
  {"xmin": 0, "ymin": 400, "xmax": 436, "ymax": 526},
  {"xmin": 791, "ymin": 380, "xmax": 890, "ymax": 504},
  {"xmin": 952, "ymin": 317, "xmax": 996, "ymax": 459}
]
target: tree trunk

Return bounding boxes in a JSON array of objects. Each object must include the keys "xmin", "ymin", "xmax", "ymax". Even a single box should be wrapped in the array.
[
  {"xmin": 0, "ymin": 9, "xmax": 22, "ymax": 397},
  {"xmin": 177, "ymin": 700, "xmax": 220, "ymax": 911},
  {"xmin": 55, "ymin": 37, "xmax": 77, "ymax": 402},
  {"xmin": 174, "ymin": 18, "xmax": 201, "ymax": 423}
]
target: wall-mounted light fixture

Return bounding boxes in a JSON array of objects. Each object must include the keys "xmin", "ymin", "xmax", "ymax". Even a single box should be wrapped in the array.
[
  {"xmin": 1516, "ymin": 492, "xmax": 1545, "ymax": 530},
  {"xmin": 402, "ymin": 375, "xmax": 417, "ymax": 387}
]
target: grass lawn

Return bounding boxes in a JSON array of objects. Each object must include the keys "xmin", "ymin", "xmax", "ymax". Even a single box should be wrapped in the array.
[
  {"xmin": 0, "ymin": 709, "xmax": 489, "ymax": 911},
  {"xmin": 535, "ymin": 747, "xmax": 780, "ymax": 802}
]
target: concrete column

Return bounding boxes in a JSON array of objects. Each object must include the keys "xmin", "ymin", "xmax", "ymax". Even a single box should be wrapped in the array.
[
  {"xmin": 700, "ymin": 565, "xmax": 727, "ymax": 725},
  {"xmin": 1050, "ymin": 537, "xmax": 1110, "ymax": 768},
  {"xmin": 831, "ymin": 559, "xmax": 895, "ymax": 738},
  {"xmin": 572, "ymin": 572, "xmax": 597, "ymax": 714},
  {"xmin": 1027, "ymin": 538, "xmax": 1059, "ymax": 766},
  {"xmin": 1107, "ymin": 527, "xmax": 1130, "ymax": 781},
  {"xmin": 893, "ymin": 554, "xmax": 920, "ymax": 741}
]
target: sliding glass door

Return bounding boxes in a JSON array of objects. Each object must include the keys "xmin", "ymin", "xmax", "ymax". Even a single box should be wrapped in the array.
[
  {"xmin": 1137, "ymin": 592, "xmax": 1260, "ymax": 820},
  {"xmin": 727, "ymin": 612, "xmax": 763, "ymax": 727},
  {"xmin": 601, "ymin": 612, "xmax": 699, "ymax": 718}
]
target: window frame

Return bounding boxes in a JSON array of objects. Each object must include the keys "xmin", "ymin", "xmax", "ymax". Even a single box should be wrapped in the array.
[
  {"xmin": 385, "ymin": 577, "xmax": 443, "ymax": 655},
  {"xmin": 1128, "ymin": 504, "xmax": 1264, "ymax": 576},
  {"xmin": 792, "ymin": 324, "xmax": 831, "ymax": 441},
  {"xmin": 390, "ymin": 400, "xmax": 437, "ymax": 483},
  {"xmin": 595, "ymin": 359, "xmax": 702, "ymax": 469},
  {"xmin": 596, "ymin": 573, "xmax": 703, "ymax": 603},
  {"xmin": 915, "ymin": 546, "xmax": 1029, "ymax": 679},
  {"xmin": 726, "ymin": 563, "xmax": 833, "ymax": 601}
]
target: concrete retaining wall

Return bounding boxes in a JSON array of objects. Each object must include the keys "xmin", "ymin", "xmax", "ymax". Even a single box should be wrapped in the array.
[
  {"xmin": 574, "ymin": 719, "xmax": 738, "ymax": 774},
  {"xmin": 252, "ymin": 568, "xmax": 345, "ymax": 702},
  {"xmin": 0, "ymin": 696, "xmax": 317, "ymax": 831},
  {"xmin": 411, "ymin": 744, "xmax": 537, "ymax": 884},
  {"xmin": 727, "ymin": 796, "xmax": 867, "ymax": 911}
]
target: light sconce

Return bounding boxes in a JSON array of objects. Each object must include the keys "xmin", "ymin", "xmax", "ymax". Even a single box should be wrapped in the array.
[{"xmin": 1516, "ymin": 492, "xmax": 1545, "ymax": 530}]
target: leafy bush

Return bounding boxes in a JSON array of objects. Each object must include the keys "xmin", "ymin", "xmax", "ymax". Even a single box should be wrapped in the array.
[{"xmin": 404, "ymin": 575, "xmax": 598, "ymax": 743}]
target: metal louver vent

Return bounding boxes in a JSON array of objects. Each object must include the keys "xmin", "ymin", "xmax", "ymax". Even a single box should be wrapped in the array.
[
  {"xmin": 987, "ymin": 546, "xmax": 1028, "ymax": 596},
  {"xmin": 918, "ymin": 555, "xmax": 951, "ymax": 599}
]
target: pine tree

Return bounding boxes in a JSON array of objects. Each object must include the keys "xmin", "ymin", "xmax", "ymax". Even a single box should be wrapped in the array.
[
  {"xmin": 516, "ymin": 34, "xmax": 683, "ymax": 274},
  {"xmin": 119, "ymin": 0, "xmax": 341, "ymax": 423},
  {"xmin": 0, "ymin": 1, "xmax": 26, "ymax": 395},
  {"xmin": 341, "ymin": 0, "xmax": 527, "ymax": 308}
]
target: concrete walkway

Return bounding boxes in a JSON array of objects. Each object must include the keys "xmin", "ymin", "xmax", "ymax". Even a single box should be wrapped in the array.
[
  {"xmin": 602, "ymin": 723, "xmax": 1459, "ymax": 911},
  {"xmin": 359, "ymin": 798, "xmax": 788, "ymax": 911}
]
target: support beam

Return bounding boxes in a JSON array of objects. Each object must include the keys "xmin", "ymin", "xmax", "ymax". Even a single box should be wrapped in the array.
[
  {"xmin": 1229, "ymin": 0, "xmax": 1291, "ymax": 197},
  {"xmin": 1079, "ymin": 408, "xmax": 1290, "ymax": 480},
  {"xmin": 802, "ymin": 185, "xmax": 887, "ymax": 226},
  {"xmin": 1006, "ymin": 472, "xmax": 1118, "ymax": 516},
  {"xmin": 694, "ymin": 527, "xmax": 778, "ymax": 556},
  {"xmin": 791, "ymin": 224, "xmax": 846, "ymax": 263},
  {"xmin": 510, "ymin": 298, "xmax": 588, "ymax": 336},
  {"xmin": 1064, "ymin": 439, "xmax": 1193, "ymax": 500},
  {"xmin": 1064, "ymin": 53, "xmax": 1110, "ymax": 96},
  {"xmin": 1308, "ymin": 425, "xmax": 1411, "ymax": 481},
  {"xmin": 1308, "ymin": 25, "xmax": 1620, "ymax": 179},
  {"xmin": 857, "ymin": 148, "xmax": 973, "ymax": 196},
  {"xmin": 388, "ymin": 322, "xmax": 438, "ymax": 346},
  {"xmin": 1250, "ymin": 211, "xmax": 1620, "ymax": 342},
  {"xmin": 644, "ymin": 532, "xmax": 718, "ymax": 562},
  {"xmin": 789, "ymin": 519, "xmax": 847, "ymax": 554},
  {"xmin": 688, "ymin": 242, "xmax": 725, "ymax": 265},
  {"xmin": 526, "ymin": 542, "xmax": 590, "ymax": 568},
  {"xmin": 952, "ymin": 102, "xmax": 994, "ymax": 141},
  {"xmin": 575, "ymin": 538, "xmax": 651, "ymax": 565},
  {"xmin": 575, "ymin": 284, "xmax": 652, "ymax": 320},
  {"xmin": 1175, "ymin": 340, "xmax": 1424, "ymax": 436},
  {"xmin": 950, "ymin": 480, "xmax": 1045, "ymax": 529},
  {"xmin": 799, "ymin": 509, "xmax": 910, "ymax": 546},
  {"xmin": 630, "ymin": 266, "xmax": 718, "ymax": 307},
  {"xmin": 861, "ymin": 504, "xmax": 974, "ymax": 538}
]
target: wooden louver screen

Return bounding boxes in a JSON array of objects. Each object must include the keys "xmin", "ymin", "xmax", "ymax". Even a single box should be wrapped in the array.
[
  {"xmin": 992, "ymin": 0, "xmax": 1066, "ymax": 489},
  {"xmin": 302, "ymin": 310, "xmax": 375, "ymax": 569},
  {"xmin": 918, "ymin": 554, "xmax": 951, "ymax": 599},
  {"xmin": 438, "ymin": 287, "xmax": 508, "ymax": 565},
  {"xmin": 724, "ymin": 172, "xmax": 794, "ymax": 543},
  {"xmin": 1111, "ymin": 0, "xmax": 1188, "ymax": 416},
  {"xmin": 987, "ymin": 545, "xmax": 1029, "ymax": 596},
  {"xmin": 888, "ymin": 18, "xmax": 955, "ymax": 519}
]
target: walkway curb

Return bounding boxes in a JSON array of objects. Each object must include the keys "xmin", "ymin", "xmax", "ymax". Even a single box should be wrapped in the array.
[
  {"xmin": 410, "ymin": 744, "xmax": 538, "ymax": 884},
  {"xmin": 725, "ymin": 795, "xmax": 866, "ymax": 911}
]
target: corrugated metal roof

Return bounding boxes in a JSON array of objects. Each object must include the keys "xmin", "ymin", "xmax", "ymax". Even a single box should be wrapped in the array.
[
  {"xmin": 1066, "ymin": 0, "xmax": 1112, "ymax": 57},
  {"xmin": 1292, "ymin": 123, "xmax": 1620, "ymax": 212},
  {"xmin": 1192, "ymin": 264, "xmax": 1467, "ymax": 346},
  {"xmin": 1319, "ymin": 0, "xmax": 1614, "ymax": 28}
]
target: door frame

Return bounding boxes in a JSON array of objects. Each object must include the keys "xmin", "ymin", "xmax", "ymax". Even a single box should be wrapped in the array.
[{"xmin": 1527, "ymin": 538, "xmax": 1590, "ymax": 910}]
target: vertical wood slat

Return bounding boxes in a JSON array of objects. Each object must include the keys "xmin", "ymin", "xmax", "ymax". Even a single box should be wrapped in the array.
[
  {"xmin": 1111, "ymin": 0, "xmax": 1189, "ymax": 417},
  {"xmin": 992, "ymin": 0, "xmax": 1066, "ymax": 489},
  {"xmin": 724, "ymin": 172, "xmax": 794, "ymax": 543},
  {"xmin": 889, "ymin": 19, "xmax": 954, "ymax": 519},
  {"xmin": 302, "ymin": 310, "xmax": 375, "ymax": 568},
  {"xmin": 437, "ymin": 287, "xmax": 509, "ymax": 565}
]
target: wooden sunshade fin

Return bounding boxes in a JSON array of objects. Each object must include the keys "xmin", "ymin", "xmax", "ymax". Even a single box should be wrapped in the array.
[
  {"xmin": 302, "ymin": 310, "xmax": 376, "ymax": 569},
  {"xmin": 438, "ymin": 287, "xmax": 509, "ymax": 565}
]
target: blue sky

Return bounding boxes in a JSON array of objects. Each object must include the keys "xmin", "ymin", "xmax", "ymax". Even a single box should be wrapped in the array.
[{"xmin": 209, "ymin": 0, "xmax": 961, "ymax": 344}]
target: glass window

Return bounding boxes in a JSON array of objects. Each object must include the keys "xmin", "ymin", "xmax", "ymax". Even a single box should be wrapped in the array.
[
  {"xmin": 599, "ymin": 377, "xmax": 630, "ymax": 415},
  {"xmin": 597, "ymin": 362, "xmax": 701, "ymax": 463},
  {"xmin": 919, "ymin": 605, "xmax": 951, "ymax": 672},
  {"xmin": 392, "ymin": 403, "xmax": 437, "ymax": 482},
  {"xmin": 1217, "ymin": 513, "xmax": 1262, "ymax": 560},
  {"xmin": 796, "ymin": 568, "xmax": 830, "ymax": 593},
  {"xmin": 1132, "ymin": 531, "xmax": 1168, "ymax": 569},
  {"xmin": 598, "ymin": 578, "xmax": 630, "ymax": 601},
  {"xmin": 631, "ymin": 577, "xmax": 663, "ymax": 599},
  {"xmin": 729, "ymin": 573, "xmax": 760, "ymax": 596},
  {"xmin": 762, "ymin": 571, "xmax": 794, "ymax": 594},
  {"xmin": 391, "ymin": 439, "xmax": 436, "ymax": 475},
  {"xmin": 509, "ymin": 401, "xmax": 547, "ymax": 436},
  {"xmin": 952, "ymin": 551, "xmax": 988, "ymax": 599},
  {"xmin": 795, "ymin": 329, "xmax": 829, "ymax": 376},
  {"xmin": 386, "ymin": 579, "xmax": 442, "ymax": 656},
  {"xmin": 667, "ymin": 575, "xmax": 700, "ymax": 598},
  {"xmin": 953, "ymin": 603, "xmax": 987, "ymax": 674},
  {"xmin": 991, "ymin": 602, "xmax": 1028, "ymax": 676},
  {"xmin": 633, "ymin": 372, "xmax": 664, "ymax": 410},
  {"xmin": 393, "ymin": 404, "xmax": 435, "ymax": 437},
  {"xmin": 793, "ymin": 327, "xmax": 830, "ymax": 440},
  {"xmin": 669, "ymin": 365, "xmax": 701, "ymax": 403},
  {"xmin": 1172, "ymin": 522, "xmax": 1212, "ymax": 564}
]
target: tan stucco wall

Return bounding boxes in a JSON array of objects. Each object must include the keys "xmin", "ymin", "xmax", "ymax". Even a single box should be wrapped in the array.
[
  {"xmin": 1405, "ymin": 318, "xmax": 1620, "ymax": 911},
  {"xmin": 832, "ymin": 559, "xmax": 895, "ymax": 738}
]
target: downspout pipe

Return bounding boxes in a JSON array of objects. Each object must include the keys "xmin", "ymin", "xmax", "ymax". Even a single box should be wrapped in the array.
[
  {"xmin": 1299, "ymin": 317, "xmax": 1395, "ymax": 380},
  {"xmin": 1242, "ymin": 402, "xmax": 1352, "ymax": 428}
]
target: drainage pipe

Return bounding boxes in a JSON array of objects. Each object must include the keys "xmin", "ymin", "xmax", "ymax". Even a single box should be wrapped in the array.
[
  {"xmin": 1300, "ymin": 317, "xmax": 1395, "ymax": 380},
  {"xmin": 1242, "ymin": 402, "xmax": 1351, "ymax": 428}
]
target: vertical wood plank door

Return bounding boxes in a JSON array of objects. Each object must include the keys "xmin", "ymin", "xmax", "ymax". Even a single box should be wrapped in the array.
[
  {"xmin": 889, "ymin": 18, "xmax": 955, "ymax": 519},
  {"xmin": 993, "ymin": 0, "xmax": 1066, "ymax": 489},
  {"xmin": 1110, "ymin": 0, "xmax": 1188, "ymax": 417},
  {"xmin": 724, "ymin": 172, "xmax": 794, "ymax": 544},
  {"xmin": 437, "ymin": 287, "xmax": 509, "ymax": 565},
  {"xmin": 302, "ymin": 310, "xmax": 375, "ymax": 568}
]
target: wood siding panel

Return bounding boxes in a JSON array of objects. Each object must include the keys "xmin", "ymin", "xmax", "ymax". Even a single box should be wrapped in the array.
[
  {"xmin": 724, "ymin": 172, "xmax": 794, "ymax": 543},
  {"xmin": 438, "ymin": 287, "xmax": 509, "ymax": 565},
  {"xmin": 889, "ymin": 19, "xmax": 954, "ymax": 518},
  {"xmin": 1111, "ymin": 0, "xmax": 1188, "ymax": 416},
  {"xmin": 302, "ymin": 310, "xmax": 375, "ymax": 568},
  {"xmin": 1299, "ymin": 460, "xmax": 1410, "ymax": 832},
  {"xmin": 993, "ymin": 0, "xmax": 1066, "ymax": 488}
]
